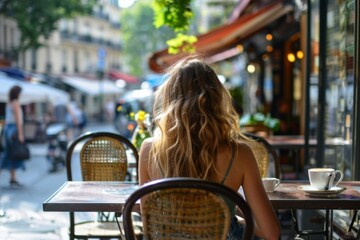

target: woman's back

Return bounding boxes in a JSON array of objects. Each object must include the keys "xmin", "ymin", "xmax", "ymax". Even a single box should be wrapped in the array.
[
  {"xmin": 141, "ymin": 138, "xmax": 258, "ymax": 195},
  {"xmin": 139, "ymin": 56, "xmax": 280, "ymax": 239}
]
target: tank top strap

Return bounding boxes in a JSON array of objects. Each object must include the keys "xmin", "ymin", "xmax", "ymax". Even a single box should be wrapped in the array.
[
  {"xmin": 221, "ymin": 144, "xmax": 235, "ymax": 184},
  {"xmin": 157, "ymin": 160, "xmax": 165, "ymax": 178}
]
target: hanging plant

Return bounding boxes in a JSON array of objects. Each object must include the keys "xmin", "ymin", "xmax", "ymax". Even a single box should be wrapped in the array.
[
  {"xmin": 153, "ymin": 0, "xmax": 193, "ymax": 31},
  {"xmin": 153, "ymin": 0, "xmax": 197, "ymax": 54}
]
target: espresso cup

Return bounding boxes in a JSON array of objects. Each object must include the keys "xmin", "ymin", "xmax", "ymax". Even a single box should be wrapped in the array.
[
  {"xmin": 262, "ymin": 177, "xmax": 280, "ymax": 192},
  {"xmin": 308, "ymin": 168, "xmax": 344, "ymax": 190}
]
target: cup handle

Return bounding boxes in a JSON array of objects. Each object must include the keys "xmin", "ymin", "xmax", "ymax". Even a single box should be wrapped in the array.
[
  {"xmin": 333, "ymin": 170, "xmax": 344, "ymax": 186},
  {"xmin": 274, "ymin": 179, "xmax": 280, "ymax": 188}
]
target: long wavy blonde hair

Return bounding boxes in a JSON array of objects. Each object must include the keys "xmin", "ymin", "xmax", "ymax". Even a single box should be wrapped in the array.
[{"xmin": 150, "ymin": 55, "xmax": 244, "ymax": 181}]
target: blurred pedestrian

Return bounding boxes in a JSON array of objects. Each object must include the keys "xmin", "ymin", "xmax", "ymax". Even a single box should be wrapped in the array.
[
  {"xmin": 0, "ymin": 85, "xmax": 26, "ymax": 187},
  {"xmin": 77, "ymin": 104, "xmax": 87, "ymax": 135},
  {"xmin": 67, "ymin": 101, "xmax": 88, "ymax": 139},
  {"xmin": 53, "ymin": 99, "xmax": 69, "ymax": 124},
  {"xmin": 105, "ymin": 100, "xmax": 114, "ymax": 122},
  {"xmin": 53, "ymin": 100, "xmax": 77, "ymax": 140}
]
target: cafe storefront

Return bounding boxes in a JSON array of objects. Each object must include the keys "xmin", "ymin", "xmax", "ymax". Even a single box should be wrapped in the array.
[
  {"xmin": 149, "ymin": 0, "xmax": 360, "ymax": 234},
  {"xmin": 306, "ymin": 0, "xmax": 359, "ymax": 181},
  {"xmin": 149, "ymin": 0, "xmax": 360, "ymax": 181}
]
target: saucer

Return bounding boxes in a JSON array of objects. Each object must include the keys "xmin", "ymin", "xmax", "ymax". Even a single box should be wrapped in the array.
[{"xmin": 298, "ymin": 185, "xmax": 346, "ymax": 196}]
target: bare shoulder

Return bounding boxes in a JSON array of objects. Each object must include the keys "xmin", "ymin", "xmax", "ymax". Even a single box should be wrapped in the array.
[
  {"xmin": 139, "ymin": 137, "xmax": 154, "ymax": 161},
  {"xmin": 235, "ymin": 141, "xmax": 255, "ymax": 156},
  {"xmin": 233, "ymin": 141, "xmax": 257, "ymax": 166},
  {"xmin": 220, "ymin": 141, "xmax": 258, "ymax": 189},
  {"xmin": 140, "ymin": 137, "xmax": 153, "ymax": 151}
]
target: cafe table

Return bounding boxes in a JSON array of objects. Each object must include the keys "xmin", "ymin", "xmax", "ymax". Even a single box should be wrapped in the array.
[
  {"xmin": 263, "ymin": 135, "xmax": 351, "ymax": 179},
  {"xmin": 264, "ymin": 135, "xmax": 351, "ymax": 150},
  {"xmin": 272, "ymin": 181, "xmax": 360, "ymax": 239},
  {"xmin": 43, "ymin": 181, "xmax": 360, "ymax": 239}
]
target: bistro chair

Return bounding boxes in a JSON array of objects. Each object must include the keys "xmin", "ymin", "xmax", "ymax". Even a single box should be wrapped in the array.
[
  {"xmin": 123, "ymin": 178, "xmax": 254, "ymax": 240},
  {"xmin": 243, "ymin": 133, "xmax": 330, "ymax": 239},
  {"xmin": 66, "ymin": 131, "xmax": 139, "ymax": 240},
  {"xmin": 243, "ymin": 132, "xmax": 280, "ymax": 178}
]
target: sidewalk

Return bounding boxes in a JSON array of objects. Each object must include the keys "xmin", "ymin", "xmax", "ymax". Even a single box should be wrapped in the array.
[
  {"xmin": 0, "ymin": 121, "xmax": 117, "ymax": 240},
  {"xmin": 0, "ymin": 143, "xmax": 69, "ymax": 239}
]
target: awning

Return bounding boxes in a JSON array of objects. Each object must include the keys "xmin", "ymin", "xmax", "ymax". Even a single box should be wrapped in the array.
[
  {"xmin": 107, "ymin": 70, "xmax": 138, "ymax": 84},
  {"xmin": 143, "ymin": 74, "xmax": 167, "ymax": 88},
  {"xmin": 62, "ymin": 76, "xmax": 123, "ymax": 96},
  {"xmin": 0, "ymin": 74, "xmax": 70, "ymax": 104},
  {"xmin": 148, "ymin": 1, "xmax": 293, "ymax": 72},
  {"xmin": 0, "ymin": 67, "xmax": 30, "ymax": 80}
]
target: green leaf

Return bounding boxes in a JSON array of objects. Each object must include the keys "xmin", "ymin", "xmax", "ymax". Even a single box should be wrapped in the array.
[
  {"xmin": 153, "ymin": 0, "xmax": 193, "ymax": 32},
  {"xmin": 166, "ymin": 33, "xmax": 197, "ymax": 54}
]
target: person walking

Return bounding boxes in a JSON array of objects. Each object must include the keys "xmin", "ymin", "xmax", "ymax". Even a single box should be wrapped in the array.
[
  {"xmin": 139, "ymin": 56, "xmax": 280, "ymax": 239},
  {"xmin": 0, "ymin": 85, "xmax": 25, "ymax": 187}
]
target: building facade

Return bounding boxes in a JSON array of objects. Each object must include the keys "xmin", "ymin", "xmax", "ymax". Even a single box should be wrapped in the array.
[{"xmin": 0, "ymin": 0, "xmax": 122, "ymax": 76}]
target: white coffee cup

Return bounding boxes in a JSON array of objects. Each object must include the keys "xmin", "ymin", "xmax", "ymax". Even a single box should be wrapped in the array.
[
  {"xmin": 262, "ymin": 177, "xmax": 280, "ymax": 192},
  {"xmin": 308, "ymin": 168, "xmax": 344, "ymax": 190}
]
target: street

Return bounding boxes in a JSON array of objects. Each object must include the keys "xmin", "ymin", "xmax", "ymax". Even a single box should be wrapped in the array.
[{"xmin": 0, "ymin": 122, "xmax": 118, "ymax": 240}]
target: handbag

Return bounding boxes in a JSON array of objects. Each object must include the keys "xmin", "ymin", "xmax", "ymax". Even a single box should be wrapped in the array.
[{"xmin": 9, "ymin": 140, "xmax": 30, "ymax": 161}]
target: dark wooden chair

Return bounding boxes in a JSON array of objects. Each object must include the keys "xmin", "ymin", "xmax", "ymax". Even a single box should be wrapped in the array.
[
  {"xmin": 66, "ymin": 131, "xmax": 139, "ymax": 240},
  {"xmin": 123, "ymin": 178, "xmax": 254, "ymax": 240}
]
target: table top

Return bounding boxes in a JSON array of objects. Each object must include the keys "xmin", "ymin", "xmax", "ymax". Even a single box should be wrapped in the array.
[
  {"xmin": 264, "ymin": 135, "xmax": 351, "ymax": 149},
  {"xmin": 43, "ymin": 181, "xmax": 360, "ymax": 213},
  {"xmin": 43, "ymin": 181, "xmax": 139, "ymax": 212},
  {"xmin": 269, "ymin": 181, "xmax": 360, "ymax": 210}
]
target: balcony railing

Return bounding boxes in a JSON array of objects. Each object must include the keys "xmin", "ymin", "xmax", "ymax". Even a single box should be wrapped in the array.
[{"xmin": 60, "ymin": 31, "xmax": 121, "ymax": 49}]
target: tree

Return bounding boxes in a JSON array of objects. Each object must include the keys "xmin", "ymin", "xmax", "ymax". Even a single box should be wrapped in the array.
[
  {"xmin": 0, "ymin": 0, "xmax": 96, "ymax": 51},
  {"xmin": 120, "ymin": 1, "xmax": 175, "ymax": 76}
]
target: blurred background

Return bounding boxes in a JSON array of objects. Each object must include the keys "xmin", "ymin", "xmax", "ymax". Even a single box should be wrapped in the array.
[{"xmin": 0, "ymin": 0, "xmax": 359, "ymax": 238}]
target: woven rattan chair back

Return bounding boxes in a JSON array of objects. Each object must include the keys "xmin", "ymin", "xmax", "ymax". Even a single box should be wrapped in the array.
[
  {"xmin": 143, "ymin": 188, "xmax": 230, "ymax": 240},
  {"xmin": 245, "ymin": 138, "xmax": 269, "ymax": 177},
  {"xmin": 123, "ymin": 178, "xmax": 254, "ymax": 240},
  {"xmin": 80, "ymin": 136, "xmax": 128, "ymax": 181},
  {"xmin": 66, "ymin": 131, "xmax": 139, "ymax": 182}
]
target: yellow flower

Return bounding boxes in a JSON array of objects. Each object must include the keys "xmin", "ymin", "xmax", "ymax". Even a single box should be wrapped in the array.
[{"xmin": 135, "ymin": 110, "xmax": 146, "ymax": 121}]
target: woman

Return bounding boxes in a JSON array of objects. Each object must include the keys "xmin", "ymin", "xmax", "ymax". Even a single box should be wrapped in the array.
[
  {"xmin": 0, "ymin": 85, "xmax": 25, "ymax": 186},
  {"xmin": 139, "ymin": 56, "xmax": 280, "ymax": 239}
]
